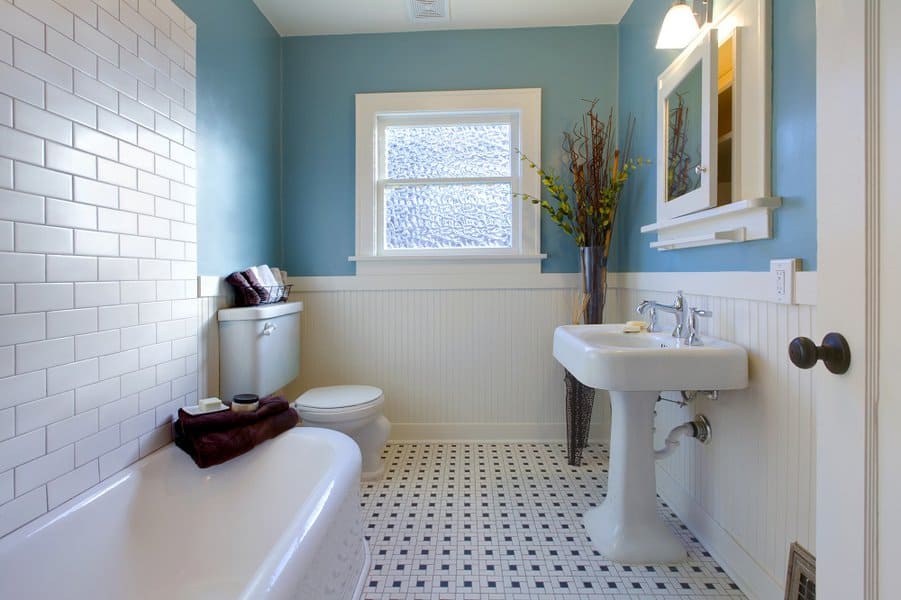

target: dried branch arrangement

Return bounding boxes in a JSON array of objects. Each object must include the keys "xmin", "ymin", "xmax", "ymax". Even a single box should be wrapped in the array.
[{"xmin": 517, "ymin": 100, "xmax": 646, "ymax": 251}]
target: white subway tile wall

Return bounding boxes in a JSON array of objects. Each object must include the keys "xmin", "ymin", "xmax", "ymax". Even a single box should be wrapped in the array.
[{"xmin": 0, "ymin": 0, "xmax": 197, "ymax": 538}]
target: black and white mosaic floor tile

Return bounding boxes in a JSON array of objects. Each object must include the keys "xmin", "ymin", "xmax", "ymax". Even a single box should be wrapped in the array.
[{"xmin": 360, "ymin": 442, "xmax": 745, "ymax": 600}]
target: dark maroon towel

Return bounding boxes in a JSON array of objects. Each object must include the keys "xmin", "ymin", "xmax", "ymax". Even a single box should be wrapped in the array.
[
  {"xmin": 226, "ymin": 271, "xmax": 260, "ymax": 306},
  {"xmin": 242, "ymin": 269, "xmax": 270, "ymax": 303},
  {"xmin": 173, "ymin": 397, "xmax": 299, "ymax": 468}
]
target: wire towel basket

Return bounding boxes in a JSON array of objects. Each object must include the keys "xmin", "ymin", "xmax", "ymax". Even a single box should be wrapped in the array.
[{"xmin": 238, "ymin": 284, "xmax": 293, "ymax": 306}]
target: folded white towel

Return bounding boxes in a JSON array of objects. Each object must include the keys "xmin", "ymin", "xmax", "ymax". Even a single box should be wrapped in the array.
[
  {"xmin": 270, "ymin": 268, "xmax": 284, "ymax": 286},
  {"xmin": 282, "ymin": 270, "xmax": 290, "ymax": 299},
  {"xmin": 257, "ymin": 265, "xmax": 279, "ymax": 288},
  {"xmin": 268, "ymin": 268, "xmax": 285, "ymax": 300},
  {"xmin": 257, "ymin": 265, "xmax": 287, "ymax": 300}
]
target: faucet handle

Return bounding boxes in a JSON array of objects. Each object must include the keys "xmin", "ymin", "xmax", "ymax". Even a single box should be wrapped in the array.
[
  {"xmin": 686, "ymin": 308, "xmax": 713, "ymax": 346},
  {"xmin": 636, "ymin": 300, "xmax": 660, "ymax": 332},
  {"xmin": 636, "ymin": 299, "xmax": 650, "ymax": 315}
]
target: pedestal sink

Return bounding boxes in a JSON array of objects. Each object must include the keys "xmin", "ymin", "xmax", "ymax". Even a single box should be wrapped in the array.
[{"xmin": 553, "ymin": 324, "xmax": 748, "ymax": 564}]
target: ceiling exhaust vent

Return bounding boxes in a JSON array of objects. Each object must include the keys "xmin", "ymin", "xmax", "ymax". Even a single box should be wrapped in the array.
[{"xmin": 407, "ymin": 0, "xmax": 450, "ymax": 24}]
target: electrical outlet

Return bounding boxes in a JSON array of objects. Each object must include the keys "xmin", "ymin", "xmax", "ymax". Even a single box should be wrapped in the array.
[{"xmin": 770, "ymin": 258, "xmax": 801, "ymax": 304}]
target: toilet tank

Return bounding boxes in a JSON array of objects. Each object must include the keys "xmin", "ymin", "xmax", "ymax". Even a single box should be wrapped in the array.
[{"xmin": 217, "ymin": 301, "xmax": 302, "ymax": 402}]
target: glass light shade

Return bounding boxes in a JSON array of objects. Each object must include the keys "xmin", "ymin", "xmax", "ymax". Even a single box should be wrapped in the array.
[{"xmin": 656, "ymin": 2, "xmax": 701, "ymax": 49}]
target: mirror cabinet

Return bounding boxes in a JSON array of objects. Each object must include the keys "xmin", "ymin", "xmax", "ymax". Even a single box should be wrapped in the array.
[{"xmin": 643, "ymin": 0, "xmax": 780, "ymax": 251}]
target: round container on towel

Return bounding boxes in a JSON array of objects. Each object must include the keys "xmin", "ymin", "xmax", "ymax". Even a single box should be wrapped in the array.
[{"xmin": 231, "ymin": 394, "xmax": 260, "ymax": 412}]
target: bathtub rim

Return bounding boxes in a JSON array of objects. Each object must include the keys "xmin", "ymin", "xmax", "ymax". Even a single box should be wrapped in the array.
[{"xmin": 0, "ymin": 427, "xmax": 367, "ymax": 600}]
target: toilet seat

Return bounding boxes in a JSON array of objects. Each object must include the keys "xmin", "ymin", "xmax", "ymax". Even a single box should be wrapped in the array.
[{"xmin": 295, "ymin": 385, "xmax": 384, "ymax": 417}]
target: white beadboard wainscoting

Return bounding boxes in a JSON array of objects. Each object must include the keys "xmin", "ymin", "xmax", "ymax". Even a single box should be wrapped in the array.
[
  {"xmin": 285, "ymin": 286, "xmax": 615, "ymax": 441},
  {"xmin": 0, "ymin": 1, "xmax": 198, "ymax": 536},
  {"xmin": 199, "ymin": 274, "xmax": 611, "ymax": 439},
  {"xmin": 273, "ymin": 271, "xmax": 817, "ymax": 600},
  {"xmin": 198, "ymin": 278, "xmax": 230, "ymax": 402},
  {"xmin": 605, "ymin": 284, "xmax": 816, "ymax": 600}
]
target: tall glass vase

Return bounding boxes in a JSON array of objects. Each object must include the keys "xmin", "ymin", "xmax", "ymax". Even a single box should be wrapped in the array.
[
  {"xmin": 565, "ymin": 245, "xmax": 608, "ymax": 465},
  {"xmin": 579, "ymin": 245, "xmax": 608, "ymax": 325}
]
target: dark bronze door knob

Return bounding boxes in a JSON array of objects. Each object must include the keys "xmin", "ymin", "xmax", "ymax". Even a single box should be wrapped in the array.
[{"xmin": 789, "ymin": 333, "xmax": 851, "ymax": 374}]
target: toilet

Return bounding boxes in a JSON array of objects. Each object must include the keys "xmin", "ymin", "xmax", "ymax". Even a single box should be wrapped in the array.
[
  {"xmin": 294, "ymin": 385, "xmax": 391, "ymax": 480},
  {"xmin": 217, "ymin": 301, "xmax": 390, "ymax": 480}
]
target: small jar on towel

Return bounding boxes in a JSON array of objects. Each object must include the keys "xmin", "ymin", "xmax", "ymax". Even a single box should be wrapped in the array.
[{"xmin": 231, "ymin": 394, "xmax": 260, "ymax": 412}]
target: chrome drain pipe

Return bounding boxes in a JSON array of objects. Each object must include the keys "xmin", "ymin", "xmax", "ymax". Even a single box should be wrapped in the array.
[{"xmin": 654, "ymin": 415, "xmax": 712, "ymax": 460}]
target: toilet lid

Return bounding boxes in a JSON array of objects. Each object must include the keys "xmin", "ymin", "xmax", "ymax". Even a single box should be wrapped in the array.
[{"xmin": 296, "ymin": 385, "xmax": 383, "ymax": 410}]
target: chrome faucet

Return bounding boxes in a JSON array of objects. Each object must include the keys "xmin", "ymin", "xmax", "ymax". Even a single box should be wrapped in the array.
[
  {"xmin": 636, "ymin": 291, "xmax": 712, "ymax": 344},
  {"xmin": 652, "ymin": 291, "xmax": 687, "ymax": 338},
  {"xmin": 636, "ymin": 299, "xmax": 660, "ymax": 332}
]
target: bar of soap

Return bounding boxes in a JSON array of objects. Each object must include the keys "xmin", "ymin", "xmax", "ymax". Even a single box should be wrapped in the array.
[
  {"xmin": 198, "ymin": 397, "xmax": 223, "ymax": 412},
  {"xmin": 623, "ymin": 324, "xmax": 641, "ymax": 333},
  {"xmin": 625, "ymin": 320, "xmax": 649, "ymax": 331}
]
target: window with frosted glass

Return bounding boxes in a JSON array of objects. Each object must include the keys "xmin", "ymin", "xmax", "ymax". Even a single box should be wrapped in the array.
[{"xmin": 380, "ymin": 120, "xmax": 516, "ymax": 251}]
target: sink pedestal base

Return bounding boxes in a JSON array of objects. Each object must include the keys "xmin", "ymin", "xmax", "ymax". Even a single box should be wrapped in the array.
[{"xmin": 583, "ymin": 390, "xmax": 687, "ymax": 564}]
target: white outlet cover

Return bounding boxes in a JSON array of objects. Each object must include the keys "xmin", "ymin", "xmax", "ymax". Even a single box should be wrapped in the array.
[{"xmin": 770, "ymin": 258, "xmax": 801, "ymax": 304}]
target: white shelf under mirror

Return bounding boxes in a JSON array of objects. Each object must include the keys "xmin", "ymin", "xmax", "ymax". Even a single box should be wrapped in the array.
[{"xmin": 641, "ymin": 196, "xmax": 781, "ymax": 251}]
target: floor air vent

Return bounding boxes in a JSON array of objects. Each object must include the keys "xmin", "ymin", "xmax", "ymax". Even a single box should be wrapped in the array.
[
  {"xmin": 408, "ymin": 0, "xmax": 449, "ymax": 24},
  {"xmin": 785, "ymin": 542, "xmax": 816, "ymax": 600}
]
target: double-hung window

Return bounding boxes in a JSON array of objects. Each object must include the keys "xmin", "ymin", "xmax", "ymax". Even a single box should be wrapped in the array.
[
  {"xmin": 380, "ymin": 114, "xmax": 516, "ymax": 253},
  {"xmin": 354, "ymin": 89, "xmax": 542, "ymax": 274}
]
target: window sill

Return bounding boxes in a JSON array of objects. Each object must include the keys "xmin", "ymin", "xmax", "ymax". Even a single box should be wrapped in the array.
[{"xmin": 641, "ymin": 197, "xmax": 782, "ymax": 251}]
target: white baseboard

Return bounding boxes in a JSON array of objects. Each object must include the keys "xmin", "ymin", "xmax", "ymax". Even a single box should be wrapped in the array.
[
  {"xmin": 656, "ymin": 465, "xmax": 784, "ymax": 600},
  {"xmin": 389, "ymin": 422, "xmax": 609, "ymax": 442}
]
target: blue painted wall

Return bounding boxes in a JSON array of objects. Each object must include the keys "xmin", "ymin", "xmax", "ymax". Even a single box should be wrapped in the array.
[
  {"xmin": 179, "ymin": 0, "xmax": 815, "ymax": 275},
  {"xmin": 280, "ymin": 27, "xmax": 619, "ymax": 275},
  {"xmin": 173, "ymin": 0, "xmax": 282, "ymax": 275},
  {"xmin": 611, "ymin": 0, "xmax": 817, "ymax": 272}
]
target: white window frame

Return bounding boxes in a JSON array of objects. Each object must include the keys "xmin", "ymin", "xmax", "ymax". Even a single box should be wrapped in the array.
[{"xmin": 353, "ymin": 89, "xmax": 543, "ymax": 275}]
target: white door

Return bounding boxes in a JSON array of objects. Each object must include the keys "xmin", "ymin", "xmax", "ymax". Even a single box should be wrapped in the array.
[
  {"xmin": 877, "ymin": 0, "xmax": 901, "ymax": 596},
  {"xmin": 815, "ymin": 1, "xmax": 896, "ymax": 598}
]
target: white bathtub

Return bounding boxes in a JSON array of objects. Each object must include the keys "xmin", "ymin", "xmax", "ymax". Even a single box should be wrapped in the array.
[{"xmin": 0, "ymin": 427, "xmax": 369, "ymax": 600}]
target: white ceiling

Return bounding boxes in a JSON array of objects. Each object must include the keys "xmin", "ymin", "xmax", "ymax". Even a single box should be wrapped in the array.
[{"xmin": 252, "ymin": 0, "xmax": 634, "ymax": 37}]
